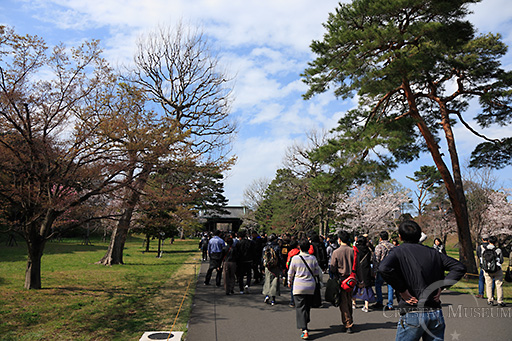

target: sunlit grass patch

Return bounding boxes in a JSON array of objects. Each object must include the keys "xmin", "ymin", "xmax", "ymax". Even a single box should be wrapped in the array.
[{"xmin": 0, "ymin": 236, "xmax": 200, "ymax": 340}]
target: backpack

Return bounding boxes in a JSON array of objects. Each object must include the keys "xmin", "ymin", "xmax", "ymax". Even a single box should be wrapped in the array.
[
  {"xmin": 263, "ymin": 245, "xmax": 278, "ymax": 268},
  {"xmin": 281, "ymin": 243, "xmax": 289, "ymax": 256},
  {"xmin": 481, "ymin": 247, "xmax": 499, "ymax": 273}
]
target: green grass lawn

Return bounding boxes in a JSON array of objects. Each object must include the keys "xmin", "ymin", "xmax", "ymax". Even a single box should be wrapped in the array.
[{"xmin": 0, "ymin": 235, "xmax": 201, "ymax": 340}]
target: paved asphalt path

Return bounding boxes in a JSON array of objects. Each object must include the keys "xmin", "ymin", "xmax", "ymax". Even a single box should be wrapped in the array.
[{"xmin": 186, "ymin": 260, "xmax": 512, "ymax": 340}]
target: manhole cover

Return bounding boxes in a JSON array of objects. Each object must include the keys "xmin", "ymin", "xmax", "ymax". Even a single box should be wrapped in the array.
[{"xmin": 148, "ymin": 332, "xmax": 174, "ymax": 340}]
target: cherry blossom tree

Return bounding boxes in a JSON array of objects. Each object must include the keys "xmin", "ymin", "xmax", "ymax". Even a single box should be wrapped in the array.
[
  {"xmin": 481, "ymin": 189, "xmax": 512, "ymax": 238},
  {"xmin": 333, "ymin": 183, "xmax": 410, "ymax": 235}
]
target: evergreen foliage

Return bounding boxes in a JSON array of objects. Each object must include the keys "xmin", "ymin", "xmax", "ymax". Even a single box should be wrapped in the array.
[{"xmin": 302, "ymin": 0, "xmax": 512, "ymax": 273}]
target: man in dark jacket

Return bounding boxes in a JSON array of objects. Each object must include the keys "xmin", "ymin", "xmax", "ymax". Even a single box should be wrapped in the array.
[
  {"xmin": 251, "ymin": 231, "xmax": 264, "ymax": 284},
  {"xmin": 379, "ymin": 220, "xmax": 466, "ymax": 341},
  {"xmin": 233, "ymin": 229, "xmax": 255, "ymax": 294},
  {"xmin": 310, "ymin": 233, "xmax": 328, "ymax": 273}
]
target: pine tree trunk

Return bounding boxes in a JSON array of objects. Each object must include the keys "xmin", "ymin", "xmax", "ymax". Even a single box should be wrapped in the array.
[
  {"xmin": 439, "ymin": 103, "xmax": 477, "ymax": 274},
  {"xmin": 404, "ymin": 82, "xmax": 477, "ymax": 273},
  {"xmin": 413, "ymin": 112, "xmax": 476, "ymax": 273}
]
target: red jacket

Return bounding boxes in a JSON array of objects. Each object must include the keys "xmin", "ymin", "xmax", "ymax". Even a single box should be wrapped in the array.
[
  {"xmin": 286, "ymin": 248, "xmax": 300, "ymax": 269},
  {"xmin": 286, "ymin": 246, "xmax": 314, "ymax": 269}
]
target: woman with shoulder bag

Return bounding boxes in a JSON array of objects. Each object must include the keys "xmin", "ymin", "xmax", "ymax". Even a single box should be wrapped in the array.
[
  {"xmin": 352, "ymin": 235, "xmax": 376, "ymax": 312},
  {"xmin": 288, "ymin": 239, "xmax": 321, "ymax": 340}
]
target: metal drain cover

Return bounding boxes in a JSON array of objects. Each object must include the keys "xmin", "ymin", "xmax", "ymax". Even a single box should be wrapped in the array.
[
  {"xmin": 139, "ymin": 331, "xmax": 183, "ymax": 341},
  {"xmin": 148, "ymin": 332, "xmax": 173, "ymax": 339}
]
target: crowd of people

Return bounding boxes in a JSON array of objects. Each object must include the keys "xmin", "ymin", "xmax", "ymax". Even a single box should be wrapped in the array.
[{"xmin": 197, "ymin": 221, "xmax": 507, "ymax": 340}]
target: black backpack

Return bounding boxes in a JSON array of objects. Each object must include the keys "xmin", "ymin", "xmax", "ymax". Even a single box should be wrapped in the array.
[{"xmin": 481, "ymin": 247, "xmax": 499, "ymax": 273}]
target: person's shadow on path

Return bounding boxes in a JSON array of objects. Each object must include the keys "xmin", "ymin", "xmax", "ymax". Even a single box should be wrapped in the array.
[{"xmin": 310, "ymin": 321, "xmax": 396, "ymax": 339}]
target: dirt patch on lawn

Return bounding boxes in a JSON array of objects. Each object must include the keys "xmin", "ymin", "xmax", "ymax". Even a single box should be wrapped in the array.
[{"xmin": 149, "ymin": 255, "xmax": 201, "ymax": 332}]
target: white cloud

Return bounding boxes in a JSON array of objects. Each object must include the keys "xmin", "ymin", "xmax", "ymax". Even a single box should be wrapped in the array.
[
  {"xmin": 22, "ymin": 0, "xmax": 340, "ymax": 50},
  {"xmin": 469, "ymin": 0, "xmax": 512, "ymax": 35},
  {"xmin": 249, "ymin": 103, "xmax": 284, "ymax": 124},
  {"xmin": 7, "ymin": 0, "xmax": 512, "ymax": 207},
  {"xmin": 224, "ymin": 136, "xmax": 294, "ymax": 205}
]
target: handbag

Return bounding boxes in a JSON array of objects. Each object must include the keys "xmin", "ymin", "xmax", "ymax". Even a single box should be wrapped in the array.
[
  {"xmin": 341, "ymin": 273, "xmax": 357, "ymax": 291},
  {"xmin": 299, "ymin": 256, "xmax": 322, "ymax": 308},
  {"xmin": 505, "ymin": 266, "xmax": 512, "ymax": 283},
  {"xmin": 341, "ymin": 246, "xmax": 359, "ymax": 292},
  {"xmin": 325, "ymin": 278, "xmax": 341, "ymax": 307},
  {"xmin": 356, "ymin": 251, "xmax": 369, "ymax": 288}
]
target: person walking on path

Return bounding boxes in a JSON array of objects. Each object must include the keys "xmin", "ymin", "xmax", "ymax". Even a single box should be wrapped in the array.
[
  {"xmin": 262, "ymin": 233, "xmax": 281, "ymax": 306},
  {"xmin": 280, "ymin": 234, "xmax": 292, "ymax": 286},
  {"xmin": 310, "ymin": 233, "xmax": 328, "ymax": 274},
  {"xmin": 204, "ymin": 230, "xmax": 225, "ymax": 286},
  {"xmin": 476, "ymin": 234, "xmax": 494, "ymax": 299},
  {"xmin": 221, "ymin": 236, "xmax": 237, "ymax": 295},
  {"xmin": 372, "ymin": 231, "xmax": 395, "ymax": 310},
  {"xmin": 234, "ymin": 229, "xmax": 255, "ymax": 294},
  {"xmin": 353, "ymin": 235, "xmax": 375, "ymax": 313},
  {"xmin": 330, "ymin": 230, "xmax": 356, "ymax": 333},
  {"xmin": 251, "ymin": 230, "xmax": 264, "ymax": 284},
  {"xmin": 286, "ymin": 240, "xmax": 300, "ymax": 307},
  {"xmin": 379, "ymin": 220, "xmax": 466, "ymax": 341},
  {"xmin": 200, "ymin": 233, "xmax": 209, "ymax": 261},
  {"xmin": 481, "ymin": 235, "xmax": 506, "ymax": 307},
  {"xmin": 326, "ymin": 235, "xmax": 338, "ymax": 279},
  {"xmin": 288, "ymin": 239, "xmax": 321, "ymax": 340}
]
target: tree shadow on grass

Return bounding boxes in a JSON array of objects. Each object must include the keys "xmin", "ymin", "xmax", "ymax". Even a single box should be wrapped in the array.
[{"xmin": 141, "ymin": 249, "xmax": 197, "ymax": 255}]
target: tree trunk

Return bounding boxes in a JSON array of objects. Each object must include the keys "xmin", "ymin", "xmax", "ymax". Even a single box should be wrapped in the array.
[
  {"xmin": 145, "ymin": 234, "xmax": 151, "ymax": 252},
  {"xmin": 438, "ymin": 103, "xmax": 477, "ymax": 273},
  {"xmin": 403, "ymin": 82, "xmax": 477, "ymax": 273},
  {"xmin": 97, "ymin": 163, "xmax": 151, "ymax": 266},
  {"xmin": 24, "ymin": 238, "xmax": 45, "ymax": 289},
  {"xmin": 24, "ymin": 211, "xmax": 57, "ymax": 289},
  {"xmin": 322, "ymin": 220, "xmax": 326, "ymax": 236},
  {"xmin": 157, "ymin": 237, "xmax": 162, "ymax": 257},
  {"xmin": 98, "ymin": 223, "xmax": 129, "ymax": 265}
]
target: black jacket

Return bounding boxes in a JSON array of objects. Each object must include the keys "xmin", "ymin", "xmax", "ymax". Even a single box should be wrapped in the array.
[
  {"xmin": 234, "ymin": 238, "xmax": 255, "ymax": 263},
  {"xmin": 379, "ymin": 242, "xmax": 466, "ymax": 313},
  {"xmin": 355, "ymin": 244, "xmax": 373, "ymax": 287}
]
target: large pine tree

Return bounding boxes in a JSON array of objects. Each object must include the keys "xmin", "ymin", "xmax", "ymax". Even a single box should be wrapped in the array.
[{"xmin": 303, "ymin": 0, "xmax": 512, "ymax": 273}]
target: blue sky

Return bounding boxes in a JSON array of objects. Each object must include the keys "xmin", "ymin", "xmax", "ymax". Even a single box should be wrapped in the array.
[{"xmin": 2, "ymin": 0, "xmax": 512, "ymax": 205}]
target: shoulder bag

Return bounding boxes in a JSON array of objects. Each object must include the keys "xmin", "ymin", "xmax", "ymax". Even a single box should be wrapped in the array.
[
  {"xmin": 299, "ymin": 255, "xmax": 322, "ymax": 308},
  {"xmin": 505, "ymin": 266, "xmax": 512, "ymax": 283},
  {"xmin": 341, "ymin": 246, "xmax": 358, "ymax": 292}
]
